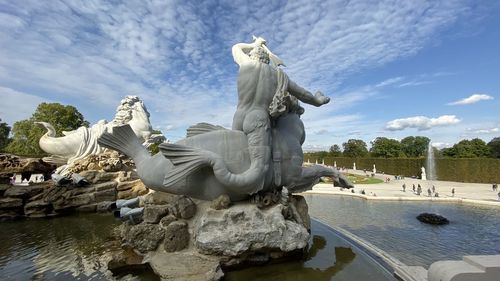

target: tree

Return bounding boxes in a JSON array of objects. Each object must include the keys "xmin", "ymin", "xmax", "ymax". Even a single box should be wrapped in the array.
[
  {"xmin": 487, "ymin": 137, "xmax": 500, "ymax": 158},
  {"xmin": 6, "ymin": 103, "xmax": 89, "ymax": 156},
  {"xmin": 441, "ymin": 138, "xmax": 490, "ymax": 158},
  {"xmin": 370, "ymin": 137, "xmax": 402, "ymax": 158},
  {"xmin": 0, "ymin": 118, "xmax": 11, "ymax": 151},
  {"xmin": 400, "ymin": 136, "xmax": 430, "ymax": 157},
  {"xmin": 329, "ymin": 144, "xmax": 342, "ymax": 157},
  {"xmin": 342, "ymin": 139, "xmax": 368, "ymax": 158}
]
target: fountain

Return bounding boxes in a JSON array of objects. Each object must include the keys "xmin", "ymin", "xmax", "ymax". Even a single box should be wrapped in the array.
[{"xmin": 426, "ymin": 142, "xmax": 437, "ymax": 180}]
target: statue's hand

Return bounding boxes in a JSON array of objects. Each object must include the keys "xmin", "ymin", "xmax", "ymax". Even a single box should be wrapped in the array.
[{"xmin": 314, "ymin": 91, "xmax": 330, "ymax": 105}]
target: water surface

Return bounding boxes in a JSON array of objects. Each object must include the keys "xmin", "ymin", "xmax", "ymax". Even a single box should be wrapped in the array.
[{"xmin": 304, "ymin": 194, "xmax": 500, "ymax": 267}]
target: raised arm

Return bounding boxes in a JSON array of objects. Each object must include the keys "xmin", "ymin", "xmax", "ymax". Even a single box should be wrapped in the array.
[
  {"xmin": 232, "ymin": 43, "xmax": 254, "ymax": 66},
  {"xmin": 232, "ymin": 37, "xmax": 267, "ymax": 66},
  {"xmin": 287, "ymin": 79, "xmax": 330, "ymax": 107}
]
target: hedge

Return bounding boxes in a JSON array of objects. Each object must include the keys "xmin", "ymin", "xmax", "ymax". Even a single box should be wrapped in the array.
[{"xmin": 304, "ymin": 156, "xmax": 500, "ymax": 183}]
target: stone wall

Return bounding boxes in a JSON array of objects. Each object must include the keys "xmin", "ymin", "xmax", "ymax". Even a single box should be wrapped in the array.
[{"xmin": 0, "ymin": 170, "xmax": 148, "ymax": 220}]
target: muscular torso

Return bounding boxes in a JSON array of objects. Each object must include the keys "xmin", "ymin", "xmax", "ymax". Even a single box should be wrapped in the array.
[{"xmin": 232, "ymin": 61, "xmax": 278, "ymax": 131}]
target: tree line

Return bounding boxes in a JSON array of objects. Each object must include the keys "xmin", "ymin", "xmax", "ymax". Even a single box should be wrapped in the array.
[
  {"xmin": 308, "ymin": 136, "xmax": 500, "ymax": 159},
  {"xmin": 0, "ymin": 103, "xmax": 89, "ymax": 156}
]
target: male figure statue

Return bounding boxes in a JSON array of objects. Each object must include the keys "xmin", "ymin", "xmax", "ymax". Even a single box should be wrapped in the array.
[{"xmin": 227, "ymin": 36, "xmax": 330, "ymax": 190}]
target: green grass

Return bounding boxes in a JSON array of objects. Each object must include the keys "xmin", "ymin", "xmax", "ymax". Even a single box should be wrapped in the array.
[{"xmin": 321, "ymin": 173, "xmax": 384, "ymax": 184}]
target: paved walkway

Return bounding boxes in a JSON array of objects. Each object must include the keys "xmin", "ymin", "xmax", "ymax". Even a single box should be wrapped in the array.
[{"xmin": 304, "ymin": 169, "xmax": 500, "ymax": 207}]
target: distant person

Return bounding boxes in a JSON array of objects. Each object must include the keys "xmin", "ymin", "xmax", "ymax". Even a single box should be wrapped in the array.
[
  {"xmin": 498, "ymin": 192, "xmax": 500, "ymax": 201},
  {"xmin": 451, "ymin": 188, "xmax": 455, "ymax": 197},
  {"xmin": 427, "ymin": 188, "xmax": 432, "ymax": 197},
  {"xmin": 432, "ymin": 185, "xmax": 435, "ymax": 194},
  {"xmin": 412, "ymin": 184, "xmax": 416, "ymax": 193},
  {"xmin": 361, "ymin": 190, "xmax": 365, "ymax": 195},
  {"xmin": 40, "ymin": 175, "xmax": 44, "ymax": 182},
  {"xmin": 493, "ymin": 183, "xmax": 498, "ymax": 191},
  {"xmin": 417, "ymin": 185, "xmax": 422, "ymax": 195},
  {"xmin": 351, "ymin": 189, "xmax": 355, "ymax": 193},
  {"xmin": 434, "ymin": 192, "xmax": 439, "ymax": 197},
  {"xmin": 35, "ymin": 175, "xmax": 38, "ymax": 182},
  {"xmin": 402, "ymin": 183, "xmax": 406, "ymax": 192}
]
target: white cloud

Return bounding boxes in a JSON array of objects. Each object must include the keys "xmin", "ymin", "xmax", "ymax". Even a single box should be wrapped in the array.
[
  {"xmin": 467, "ymin": 127, "xmax": 499, "ymax": 134},
  {"xmin": 385, "ymin": 115, "xmax": 461, "ymax": 131},
  {"xmin": 432, "ymin": 142, "xmax": 453, "ymax": 149},
  {"xmin": 448, "ymin": 94, "xmax": 494, "ymax": 105}
]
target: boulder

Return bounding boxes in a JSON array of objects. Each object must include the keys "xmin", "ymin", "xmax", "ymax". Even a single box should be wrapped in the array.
[
  {"xmin": 65, "ymin": 193, "xmax": 95, "ymax": 208},
  {"xmin": 143, "ymin": 205, "xmax": 170, "ymax": 224},
  {"xmin": 175, "ymin": 196, "xmax": 196, "ymax": 219},
  {"xmin": 417, "ymin": 213, "xmax": 449, "ymax": 225},
  {"xmin": 291, "ymin": 195, "xmax": 311, "ymax": 231},
  {"xmin": 122, "ymin": 223, "xmax": 165, "ymax": 253},
  {"xmin": 116, "ymin": 179, "xmax": 142, "ymax": 191},
  {"xmin": 163, "ymin": 220, "xmax": 189, "ymax": 252},
  {"xmin": 160, "ymin": 214, "xmax": 177, "ymax": 228},
  {"xmin": 195, "ymin": 203, "xmax": 309, "ymax": 257},
  {"xmin": 76, "ymin": 204, "xmax": 97, "ymax": 213},
  {"xmin": 142, "ymin": 191, "xmax": 179, "ymax": 205}
]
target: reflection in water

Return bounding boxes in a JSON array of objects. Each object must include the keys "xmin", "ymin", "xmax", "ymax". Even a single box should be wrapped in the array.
[
  {"xmin": 225, "ymin": 221, "xmax": 394, "ymax": 281},
  {"xmin": 0, "ymin": 214, "xmax": 158, "ymax": 281},
  {"xmin": 304, "ymin": 194, "xmax": 500, "ymax": 267}
]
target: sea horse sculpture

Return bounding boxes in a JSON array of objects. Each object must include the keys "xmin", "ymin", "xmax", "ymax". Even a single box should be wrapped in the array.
[
  {"xmin": 37, "ymin": 96, "xmax": 153, "ymax": 175},
  {"xmin": 98, "ymin": 37, "xmax": 352, "ymax": 201}
]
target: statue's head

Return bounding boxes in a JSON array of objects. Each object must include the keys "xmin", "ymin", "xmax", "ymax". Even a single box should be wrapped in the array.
[{"xmin": 249, "ymin": 46, "xmax": 270, "ymax": 64}]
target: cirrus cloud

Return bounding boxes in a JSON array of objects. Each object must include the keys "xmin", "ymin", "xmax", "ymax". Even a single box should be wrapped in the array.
[
  {"xmin": 447, "ymin": 94, "xmax": 494, "ymax": 105},
  {"xmin": 385, "ymin": 115, "xmax": 461, "ymax": 131}
]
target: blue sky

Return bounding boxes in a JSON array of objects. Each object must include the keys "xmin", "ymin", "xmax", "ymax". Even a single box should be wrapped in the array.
[{"xmin": 0, "ymin": 0, "xmax": 498, "ymax": 151}]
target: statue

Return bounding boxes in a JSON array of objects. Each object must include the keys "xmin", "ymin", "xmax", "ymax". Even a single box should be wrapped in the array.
[
  {"xmin": 421, "ymin": 166, "xmax": 427, "ymax": 181},
  {"xmin": 37, "ymin": 96, "xmax": 154, "ymax": 175},
  {"xmin": 98, "ymin": 36, "xmax": 353, "ymax": 201},
  {"xmin": 353, "ymin": 162, "xmax": 356, "ymax": 170},
  {"xmin": 373, "ymin": 164, "xmax": 376, "ymax": 174}
]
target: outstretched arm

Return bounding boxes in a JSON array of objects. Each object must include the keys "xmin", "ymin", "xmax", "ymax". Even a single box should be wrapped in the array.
[{"xmin": 288, "ymin": 80, "xmax": 330, "ymax": 107}]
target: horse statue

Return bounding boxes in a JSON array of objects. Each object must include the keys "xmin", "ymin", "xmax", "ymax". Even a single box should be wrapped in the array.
[{"xmin": 37, "ymin": 95, "xmax": 154, "ymax": 175}]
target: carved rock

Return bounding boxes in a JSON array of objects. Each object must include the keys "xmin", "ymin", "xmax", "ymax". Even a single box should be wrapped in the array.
[
  {"xmin": 24, "ymin": 200, "xmax": 51, "ymax": 217},
  {"xmin": 163, "ymin": 220, "xmax": 189, "ymax": 252},
  {"xmin": 0, "ymin": 197, "xmax": 23, "ymax": 209},
  {"xmin": 195, "ymin": 203, "xmax": 309, "ymax": 257}
]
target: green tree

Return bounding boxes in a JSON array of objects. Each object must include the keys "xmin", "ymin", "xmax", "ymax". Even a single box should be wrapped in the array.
[
  {"xmin": 342, "ymin": 139, "xmax": 368, "ymax": 158},
  {"xmin": 6, "ymin": 103, "xmax": 89, "ymax": 156},
  {"xmin": 400, "ymin": 136, "xmax": 430, "ymax": 157},
  {"xmin": 329, "ymin": 144, "xmax": 342, "ymax": 157},
  {"xmin": 0, "ymin": 118, "xmax": 11, "ymax": 151},
  {"xmin": 487, "ymin": 137, "xmax": 500, "ymax": 158},
  {"xmin": 370, "ymin": 137, "xmax": 402, "ymax": 158},
  {"xmin": 441, "ymin": 138, "xmax": 490, "ymax": 158}
]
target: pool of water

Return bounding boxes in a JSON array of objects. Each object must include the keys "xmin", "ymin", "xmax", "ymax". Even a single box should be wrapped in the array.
[
  {"xmin": 225, "ymin": 220, "xmax": 396, "ymax": 281},
  {"xmin": 304, "ymin": 194, "xmax": 500, "ymax": 267},
  {"xmin": 0, "ymin": 213, "xmax": 158, "ymax": 281}
]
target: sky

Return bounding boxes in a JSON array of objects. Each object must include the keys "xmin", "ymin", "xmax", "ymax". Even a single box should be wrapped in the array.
[{"xmin": 0, "ymin": 0, "xmax": 498, "ymax": 151}]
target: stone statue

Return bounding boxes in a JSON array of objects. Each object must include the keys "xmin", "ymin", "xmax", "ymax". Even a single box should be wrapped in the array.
[
  {"xmin": 421, "ymin": 166, "xmax": 427, "ymax": 181},
  {"xmin": 98, "ymin": 36, "xmax": 352, "ymax": 201},
  {"xmin": 37, "ymin": 96, "xmax": 154, "ymax": 175}
]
